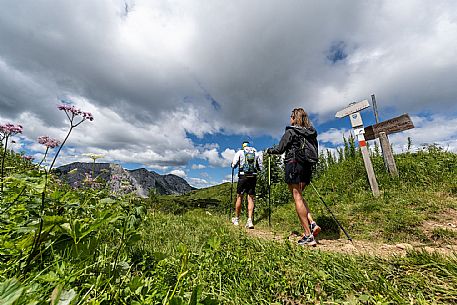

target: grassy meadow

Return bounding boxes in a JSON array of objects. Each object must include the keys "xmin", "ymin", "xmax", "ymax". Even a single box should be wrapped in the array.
[{"xmin": 1, "ymin": 139, "xmax": 457, "ymax": 304}]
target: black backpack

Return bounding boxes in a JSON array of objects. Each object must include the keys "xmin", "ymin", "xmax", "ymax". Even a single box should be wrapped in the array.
[{"xmin": 293, "ymin": 134, "xmax": 318, "ymax": 164}]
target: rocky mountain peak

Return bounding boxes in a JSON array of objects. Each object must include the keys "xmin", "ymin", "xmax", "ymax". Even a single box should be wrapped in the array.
[{"xmin": 55, "ymin": 162, "xmax": 194, "ymax": 197}]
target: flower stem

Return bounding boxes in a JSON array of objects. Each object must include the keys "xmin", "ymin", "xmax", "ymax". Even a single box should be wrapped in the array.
[
  {"xmin": 38, "ymin": 147, "xmax": 49, "ymax": 167},
  {"xmin": 1, "ymin": 135, "xmax": 9, "ymax": 192},
  {"xmin": 49, "ymin": 126, "xmax": 73, "ymax": 171}
]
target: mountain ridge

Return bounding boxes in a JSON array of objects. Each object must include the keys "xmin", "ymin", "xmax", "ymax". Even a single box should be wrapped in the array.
[{"xmin": 55, "ymin": 162, "xmax": 195, "ymax": 197}]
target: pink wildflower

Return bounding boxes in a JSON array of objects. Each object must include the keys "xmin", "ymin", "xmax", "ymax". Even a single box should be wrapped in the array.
[
  {"xmin": 22, "ymin": 155, "xmax": 34, "ymax": 161},
  {"xmin": 38, "ymin": 136, "xmax": 61, "ymax": 148},
  {"xmin": 57, "ymin": 102, "xmax": 94, "ymax": 125},
  {"xmin": 0, "ymin": 123, "xmax": 23, "ymax": 136},
  {"xmin": 57, "ymin": 104, "xmax": 82, "ymax": 115}
]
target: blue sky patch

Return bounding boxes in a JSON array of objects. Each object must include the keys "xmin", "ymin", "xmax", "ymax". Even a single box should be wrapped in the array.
[{"xmin": 327, "ymin": 41, "xmax": 348, "ymax": 63}]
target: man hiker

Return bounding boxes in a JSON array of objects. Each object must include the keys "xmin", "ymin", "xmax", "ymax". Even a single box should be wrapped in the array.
[
  {"xmin": 231, "ymin": 140, "xmax": 262, "ymax": 229},
  {"xmin": 266, "ymin": 108, "xmax": 321, "ymax": 246}
]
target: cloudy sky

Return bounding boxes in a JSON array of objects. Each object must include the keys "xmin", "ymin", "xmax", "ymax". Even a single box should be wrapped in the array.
[{"xmin": 1, "ymin": 0, "xmax": 456, "ymax": 187}]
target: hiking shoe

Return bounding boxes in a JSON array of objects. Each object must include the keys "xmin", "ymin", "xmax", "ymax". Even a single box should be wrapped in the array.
[
  {"xmin": 245, "ymin": 218, "xmax": 254, "ymax": 229},
  {"xmin": 310, "ymin": 222, "xmax": 321, "ymax": 237},
  {"xmin": 231, "ymin": 217, "xmax": 239, "ymax": 226},
  {"xmin": 297, "ymin": 234, "xmax": 317, "ymax": 247}
]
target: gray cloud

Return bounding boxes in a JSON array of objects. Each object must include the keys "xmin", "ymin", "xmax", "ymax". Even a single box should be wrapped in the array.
[{"xmin": 1, "ymin": 0, "xmax": 457, "ymax": 170}]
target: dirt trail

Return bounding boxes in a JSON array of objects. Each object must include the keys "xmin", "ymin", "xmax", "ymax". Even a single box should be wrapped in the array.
[
  {"xmin": 241, "ymin": 210, "xmax": 457, "ymax": 257},
  {"xmin": 244, "ymin": 228, "xmax": 457, "ymax": 257}
]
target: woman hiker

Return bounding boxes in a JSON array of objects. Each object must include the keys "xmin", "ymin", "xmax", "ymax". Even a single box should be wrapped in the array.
[{"xmin": 266, "ymin": 108, "xmax": 321, "ymax": 246}]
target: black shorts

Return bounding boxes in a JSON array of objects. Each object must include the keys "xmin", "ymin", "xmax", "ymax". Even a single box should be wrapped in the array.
[
  {"xmin": 285, "ymin": 161, "xmax": 312, "ymax": 185},
  {"xmin": 237, "ymin": 176, "xmax": 257, "ymax": 195}
]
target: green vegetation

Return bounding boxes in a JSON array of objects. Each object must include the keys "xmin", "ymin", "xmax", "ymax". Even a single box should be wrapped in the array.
[
  {"xmin": 1, "ymin": 136, "xmax": 457, "ymax": 303},
  {"xmin": 138, "ymin": 210, "xmax": 457, "ymax": 304},
  {"xmin": 157, "ymin": 141, "xmax": 456, "ymax": 244}
]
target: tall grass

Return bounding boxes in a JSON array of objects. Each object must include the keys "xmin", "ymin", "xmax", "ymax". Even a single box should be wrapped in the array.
[{"xmin": 135, "ymin": 210, "xmax": 457, "ymax": 304}]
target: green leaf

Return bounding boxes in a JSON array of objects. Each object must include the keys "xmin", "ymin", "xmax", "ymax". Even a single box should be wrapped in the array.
[
  {"xmin": 206, "ymin": 236, "xmax": 221, "ymax": 251},
  {"xmin": 188, "ymin": 285, "xmax": 201, "ymax": 305},
  {"xmin": 200, "ymin": 297, "xmax": 219, "ymax": 305},
  {"xmin": 43, "ymin": 215, "xmax": 67, "ymax": 225},
  {"xmin": 99, "ymin": 198, "xmax": 116, "ymax": 205},
  {"xmin": 126, "ymin": 233, "xmax": 142, "ymax": 246},
  {"xmin": 39, "ymin": 272, "xmax": 60, "ymax": 283},
  {"xmin": 169, "ymin": 296, "xmax": 185, "ymax": 305},
  {"xmin": 0, "ymin": 278, "xmax": 25, "ymax": 305},
  {"xmin": 358, "ymin": 294, "xmax": 371, "ymax": 302}
]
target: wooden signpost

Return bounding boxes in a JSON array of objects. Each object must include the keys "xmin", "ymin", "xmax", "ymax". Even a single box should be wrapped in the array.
[
  {"xmin": 336, "ymin": 100, "xmax": 380, "ymax": 197},
  {"xmin": 364, "ymin": 113, "xmax": 415, "ymax": 141},
  {"xmin": 364, "ymin": 110, "xmax": 415, "ymax": 176}
]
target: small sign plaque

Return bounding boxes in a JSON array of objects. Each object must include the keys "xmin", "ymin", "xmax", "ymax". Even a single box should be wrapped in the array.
[
  {"xmin": 335, "ymin": 100, "xmax": 370, "ymax": 118},
  {"xmin": 353, "ymin": 127, "xmax": 365, "ymax": 136},
  {"xmin": 349, "ymin": 112, "xmax": 364, "ymax": 127}
]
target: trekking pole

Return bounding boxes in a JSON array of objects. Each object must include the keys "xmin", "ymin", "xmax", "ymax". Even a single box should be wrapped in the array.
[
  {"xmin": 268, "ymin": 155, "xmax": 271, "ymax": 227},
  {"xmin": 310, "ymin": 182, "xmax": 353, "ymax": 243},
  {"xmin": 229, "ymin": 167, "xmax": 234, "ymax": 220}
]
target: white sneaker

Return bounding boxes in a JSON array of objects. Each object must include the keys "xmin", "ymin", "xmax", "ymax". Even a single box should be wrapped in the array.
[
  {"xmin": 231, "ymin": 217, "xmax": 239, "ymax": 226},
  {"xmin": 245, "ymin": 218, "xmax": 254, "ymax": 229}
]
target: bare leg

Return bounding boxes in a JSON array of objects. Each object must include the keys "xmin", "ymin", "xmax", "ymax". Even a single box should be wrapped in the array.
[
  {"xmin": 247, "ymin": 194, "xmax": 255, "ymax": 220},
  {"xmin": 289, "ymin": 184, "xmax": 312, "ymax": 236},
  {"xmin": 299, "ymin": 182, "xmax": 315, "ymax": 224},
  {"xmin": 235, "ymin": 193, "xmax": 243, "ymax": 217}
]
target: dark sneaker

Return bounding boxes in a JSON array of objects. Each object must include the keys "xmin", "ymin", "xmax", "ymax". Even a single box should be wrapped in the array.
[
  {"xmin": 297, "ymin": 234, "xmax": 317, "ymax": 247},
  {"xmin": 310, "ymin": 222, "xmax": 321, "ymax": 237}
]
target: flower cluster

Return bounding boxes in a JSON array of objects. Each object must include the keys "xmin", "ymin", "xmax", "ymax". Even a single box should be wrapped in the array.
[
  {"xmin": 57, "ymin": 103, "xmax": 94, "ymax": 121},
  {"xmin": 83, "ymin": 112, "xmax": 94, "ymax": 121},
  {"xmin": 0, "ymin": 123, "xmax": 23, "ymax": 136},
  {"xmin": 22, "ymin": 155, "xmax": 34, "ymax": 161},
  {"xmin": 37, "ymin": 136, "xmax": 61, "ymax": 148},
  {"xmin": 83, "ymin": 153, "xmax": 104, "ymax": 161}
]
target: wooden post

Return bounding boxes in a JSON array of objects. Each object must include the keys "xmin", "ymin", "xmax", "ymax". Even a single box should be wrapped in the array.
[
  {"xmin": 378, "ymin": 132, "xmax": 398, "ymax": 176},
  {"xmin": 357, "ymin": 134, "xmax": 380, "ymax": 197},
  {"xmin": 371, "ymin": 94, "xmax": 380, "ymax": 124},
  {"xmin": 336, "ymin": 100, "xmax": 380, "ymax": 197},
  {"xmin": 371, "ymin": 93, "xmax": 390, "ymax": 171}
]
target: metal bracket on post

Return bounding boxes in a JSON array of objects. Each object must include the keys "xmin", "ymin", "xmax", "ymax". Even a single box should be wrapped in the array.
[{"xmin": 336, "ymin": 100, "xmax": 380, "ymax": 197}]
